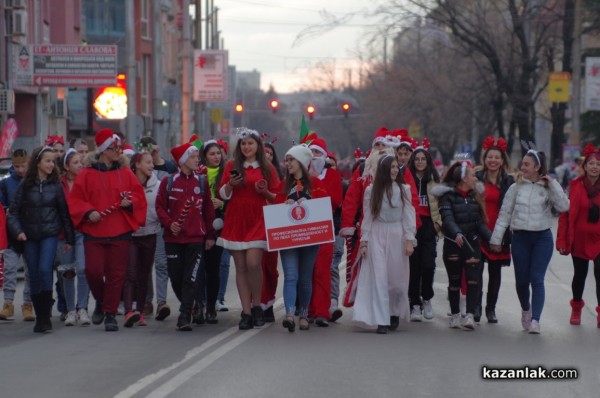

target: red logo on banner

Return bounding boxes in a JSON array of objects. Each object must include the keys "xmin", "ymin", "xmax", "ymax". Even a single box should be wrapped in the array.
[{"xmin": 289, "ymin": 204, "xmax": 308, "ymax": 223}]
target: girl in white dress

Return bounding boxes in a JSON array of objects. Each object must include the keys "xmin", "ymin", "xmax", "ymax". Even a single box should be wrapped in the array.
[{"xmin": 352, "ymin": 155, "xmax": 417, "ymax": 334}]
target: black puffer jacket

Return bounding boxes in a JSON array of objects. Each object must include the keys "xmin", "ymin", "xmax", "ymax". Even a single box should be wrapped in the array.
[
  {"xmin": 7, "ymin": 179, "xmax": 75, "ymax": 245},
  {"xmin": 431, "ymin": 184, "xmax": 492, "ymax": 242}
]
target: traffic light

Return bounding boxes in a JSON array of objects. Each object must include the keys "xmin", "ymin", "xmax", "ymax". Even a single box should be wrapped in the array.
[
  {"xmin": 341, "ymin": 102, "xmax": 350, "ymax": 118},
  {"xmin": 235, "ymin": 103, "xmax": 244, "ymax": 112},
  {"xmin": 307, "ymin": 105, "xmax": 315, "ymax": 120},
  {"xmin": 270, "ymin": 99, "xmax": 279, "ymax": 113}
]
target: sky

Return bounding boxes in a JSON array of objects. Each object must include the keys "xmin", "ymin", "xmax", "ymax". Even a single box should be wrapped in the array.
[{"xmin": 216, "ymin": 0, "xmax": 385, "ymax": 93}]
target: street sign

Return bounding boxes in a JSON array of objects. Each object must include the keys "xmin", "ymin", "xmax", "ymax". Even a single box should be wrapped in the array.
[
  {"xmin": 548, "ymin": 72, "xmax": 571, "ymax": 103},
  {"xmin": 585, "ymin": 57, "xmax": 600, "ymax": 111},
  {"xmin": 14, "ymin": 44, "xmax": 117, "ymax": 87},
  {"xmin": 210, "ymin": 108, "xmax": 223, "ymax": 123},
  {"xmin": 193, "ymin": 50, "xmax": 229, "ymax": 102}
]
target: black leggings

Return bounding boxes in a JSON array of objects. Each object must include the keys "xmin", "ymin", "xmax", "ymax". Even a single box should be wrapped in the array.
[
  {"xmin": 477, "ymin": 255, "xmax": 507, "ymax": 309},
  {"xmin": 571, "ymin": 255, "xmax": 600, "ymax": 304}
]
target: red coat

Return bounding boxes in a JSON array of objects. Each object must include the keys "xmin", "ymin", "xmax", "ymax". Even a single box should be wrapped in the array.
[
  {"xmin": 0, "ymin": 206, "xmax": 7, "ymax": 250},
  {"xmin": 317, "ymin": 168, "xmax": 343, "ymax": 212},
  {"xmin": 68, "ymin": 157, "xmax": 147, "ymax": 238},
  {"xmin": 557, "ymin": 176, "xmax": 600, "ymax": 259},
  {"xmin": 155, "ymin": 171, "xmax": 216, "ymax": 244}
]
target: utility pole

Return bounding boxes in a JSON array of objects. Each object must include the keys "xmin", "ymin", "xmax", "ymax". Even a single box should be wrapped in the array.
[
  {"xmin": 571, "ymin": 0, "xmax": 582, "ymax": 144},
  {"xmin": 153, "ymin": 0, "xmax": 165, "ymax": 148},
  {"xmin": 194, "ymin": 0, "xmax": 204, "ymax": 138},
  {"xmin": 126, "ymin": 0, "xmax": 137, "ymax": 144},
  {"xmin": 181, "ymin": 0, "xmax": 192, "ymax": 143}
]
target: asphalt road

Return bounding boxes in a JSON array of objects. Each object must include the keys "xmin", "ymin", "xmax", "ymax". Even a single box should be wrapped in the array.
[{"xmin": 0, "ymin": 222, "xmax": 598, "ymax": 398}]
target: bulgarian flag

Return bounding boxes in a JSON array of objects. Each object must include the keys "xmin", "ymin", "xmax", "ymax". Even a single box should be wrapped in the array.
[
  {"xmin": 189, "ymin": 134, "xmax": 203, "ymax": 150},
  {"xmin": 298, "ymin": 116, "xmax": 317, "ymax": 145}
]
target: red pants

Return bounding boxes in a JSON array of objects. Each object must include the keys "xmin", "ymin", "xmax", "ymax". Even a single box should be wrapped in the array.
[
  {"xmin": 260, "ymin": 250, "xmax": 279, "ymax": 308},
  {"xmin": 309, "ymin": 242, "xmax": 333, "ymax": 319},
  {"xmin": 84, "ymin": 239, "xmax": 131, "ymax": 314}
]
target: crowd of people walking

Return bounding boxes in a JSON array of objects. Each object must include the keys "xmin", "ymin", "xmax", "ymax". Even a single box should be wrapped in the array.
[{"xmin": 1, "ymin": 126, "xmax": 599, "ymax": 336}]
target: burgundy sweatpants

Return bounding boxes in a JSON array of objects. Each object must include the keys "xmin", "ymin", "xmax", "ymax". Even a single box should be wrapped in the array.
[
  {"xmin": 84, "ymin": 239, "xmax": 131, "ymax": 314},
  {"xmin": 260, "ymin": 250, "xmax": 279, "ymax": 308},
  {"xmin": 309, "ymin": 242, "xmax": 333, "ymax": 319}
]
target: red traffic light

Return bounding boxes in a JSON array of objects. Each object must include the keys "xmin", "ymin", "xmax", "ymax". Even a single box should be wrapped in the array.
[
  {"xmin": 235, "ymin": 103, "xmax": 244, "ymax": 112},
  {"xmin": 307, "ymin": 105, "xmax": 315, "ymax": 120},
  {"xmin": 341, "ymin": 102, "xmax": 350, "ymax": 118},
  {"xmin": 270, "ymin": 99, "xmax": 279, "ymax": 113}
]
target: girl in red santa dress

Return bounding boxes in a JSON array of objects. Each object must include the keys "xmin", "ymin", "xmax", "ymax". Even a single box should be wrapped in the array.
[
  {"xmin": 304, "ymin": 135, "xmax": 343, "ymax": 326},
  {"xmin": 217, "ymin": 128, "xmax": 279, "ymax": 330},
  {"xmin": 557, "ymin": 144, "xmax": 600, "ymax": 327}
]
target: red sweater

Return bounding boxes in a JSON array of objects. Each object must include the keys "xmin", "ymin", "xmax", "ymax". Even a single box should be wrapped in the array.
[
  {"xmin": 155, "ymin": 171, "xmax": 216, "ymax": 244},
  {"xmin": 68, "ymin": 160, "xmax": 147, "ymax": 238},
  {"xmin": 318, "ymin": 168, "xmax": 343, "ymax": 211},
  {"xmin": 557, "ymin": 176, "xmax": 600, "ymax": 260}
]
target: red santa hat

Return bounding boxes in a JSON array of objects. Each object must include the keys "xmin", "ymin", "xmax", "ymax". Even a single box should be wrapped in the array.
[
  {"xmin": 122, "ymin": 144, "xmax": 135, "ymax": 156},
  {"xmin": 95, "ymin": 128, "xmax": 118, "ymax": 153},
  {"xmin": 309, "ymin": 137, "xmax": 328, "ymax": 157},
  {"xmin": 372, "ymin": 127, "xmax": 390, "ymax": 147},
  {"xmin": 393, "ymin": 129, "xmax": 416, "ymax": 151},
  {"xmin": 217, "ymin": 139, "xmax": 229, "ymax": 155},
  {"xmin": 171, "ymin": 142, "xmax": 199, "ymax": 166}
]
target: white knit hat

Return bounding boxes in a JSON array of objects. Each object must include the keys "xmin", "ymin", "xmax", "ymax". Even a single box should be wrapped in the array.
[{"xmin": 285, "ymin": 144, "xmax": 313, "ymax": 170}]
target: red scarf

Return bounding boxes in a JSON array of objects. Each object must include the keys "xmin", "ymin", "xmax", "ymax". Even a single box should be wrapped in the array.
[{"xmin": 583, "ymin": 176, "xmax": 600, "ymax": 199}]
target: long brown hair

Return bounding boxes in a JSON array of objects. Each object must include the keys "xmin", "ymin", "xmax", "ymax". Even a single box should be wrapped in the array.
[
  {"xmin": 370, "ymin": 155, "xmax": 407, "ymax": 219},
  {"xmin": 23, "ymin": 146, "xmax": 60, "ymax": 187},
  {"xmin": 442, "ymin": 162, "xmax": 487, "ymax": 221},
  {"xmin": 283, "ymin": 160, "xmax": 312, "ymax": 195},
  {"xmin": 232, "ymin": 135, "xmax": 272, "ymax": 182}
]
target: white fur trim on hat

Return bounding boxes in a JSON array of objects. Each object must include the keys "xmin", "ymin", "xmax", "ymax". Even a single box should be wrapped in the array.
[
  {"xmin": 286, "ymin": 144, "xmax": 313, "ymax": 170},
  {"xmin": 97, "ymin": 135, "xmax": 118, "ymax": 153},
  {"xmin": 309, "ymin": 144, "xmax": 327, "ymax": 157},
  {"xmin": 179, "ymin": 145, "xmax": 199, "ymax": 166}
]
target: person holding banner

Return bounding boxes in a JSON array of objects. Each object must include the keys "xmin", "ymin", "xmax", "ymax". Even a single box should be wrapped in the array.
[
  {"xmin": 217, "ymin": 128, "xmax": 279, "ymax": 330},
  {"xmin": 275, "ymin": 144, "xmax": 328, "ymax": 332},
  {"xmin": 353, "ymin": 155, "xmax": 416, "ymax": 334}
]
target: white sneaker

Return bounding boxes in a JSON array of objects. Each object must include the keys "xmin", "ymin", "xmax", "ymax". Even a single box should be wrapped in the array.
[
  {"xmin": 449, "ymin": 313, "xmax": 461, "ymax": 328},
  {"xmin": 117, "ymin": 301, "xmax": 125, "ymax": 315},
  {"xmin": 215, "ymin": 300, "xmax": 229, "ymax": 312},
  {"xmin": 410, "ymin": 305, "xmax": 423, "ymax": 322},
  {"xmin": 65, "ymin": 311, "xmax": 77, "ymax": 326},
  {"xmin": 521, "ymin": 309, "xmax": 532, "ymax": 330},
  {"xmin": 529, "ymin": 319, "xmax": 540, "ymax": 334},
  {"xmin": 77, "ymin": 308, "xmax": 91, "ymax": 326},
  {"xmin": 462, "ymin": 313, "xmax": 475, "ymax": 330},
  {"xmin": 422, "ymin": 300, "xmax": 434, "ymax": 320}
]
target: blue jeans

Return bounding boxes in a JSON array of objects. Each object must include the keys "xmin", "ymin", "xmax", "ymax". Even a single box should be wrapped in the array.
[
  {"xmin": 23, "ymin": 236, "xmax": 59, "ymax": 294},
  {"xmin": 217, "ymin": 250, "xmax": 231, "ymax": 302},
  {"xmin": 511, "ymin": 229, "xmax": 554, "ymax": 321},
  {"xmin": 280, "ymin": 245, "xmax": 319, "ymax": 317},
  {"xmin": 58, "ymin": 233, "xmax": 89, "ymax": 311}
]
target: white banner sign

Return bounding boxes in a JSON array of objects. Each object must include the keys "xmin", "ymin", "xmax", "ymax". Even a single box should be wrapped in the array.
[
  {"xmin": 263, "ymin": 197, "xmax": 335, "ymax": 252},
  {"xmin": 585, "ymin": 57, "xmax": 600, "ymax": 111},
  {"xmin": 193, "ymin": 50, "xmax": 229, "ymax": 102}
]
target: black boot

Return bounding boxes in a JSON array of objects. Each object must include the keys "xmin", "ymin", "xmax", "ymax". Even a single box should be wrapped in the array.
[
  {"xmin": 263, "ymin": 306, "xmax": 275, "ymax": 323},
  {"xmin": 40, "ymin": 291, "xmax": 54, "ymax": 332},
  {"xmin": 31, "ymin": 294, "xmax": 45, "ymax": 333},
  {"xmin": 473, "ymin": 292, "xmax": 483, "ymax": 323},
  {"xmin": 486, "ymin": 292, "xmax": 498, "ymax": 323},
  {"xmin": 251, "ymin": 306, "xmax": 265, "ymax": 327},
  {"xmin": 104, "ymin": 313, "xmax": 119, "ymax": 331},
  {"xmin": 92, "ymin": 300, "xmax": 104, "ymax": 325},
  {"xmin": 390, "ymin": 316, "xmax": 400, "ymax": 331},
  {"xmin": 239, "ymin": 312, "xmax": 254, "ymax": 330},
  {"xmin": 177, "ymin": 312, "xmax": 192, "ymax": 331},
  {"xmin": 485, "ymin": 306, "xmax": 498, "ymax": 323}
]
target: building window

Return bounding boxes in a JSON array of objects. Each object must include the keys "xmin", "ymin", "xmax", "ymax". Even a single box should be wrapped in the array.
[
  {"xmin": 84, "ymin": 0, "xmax": 125, "ymax": 36},
  {"xmin": 141, "ymin": 0, "xmax": 150, "ymax": 39},
  {"xmin": 141, "ymin": 55, "xmax": 151, "ymax": 114}
]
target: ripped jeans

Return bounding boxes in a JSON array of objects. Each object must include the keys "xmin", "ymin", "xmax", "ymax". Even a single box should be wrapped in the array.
[{"xmin": 443, "ymin": 236, "xmax": 482, "ymax": 315}]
